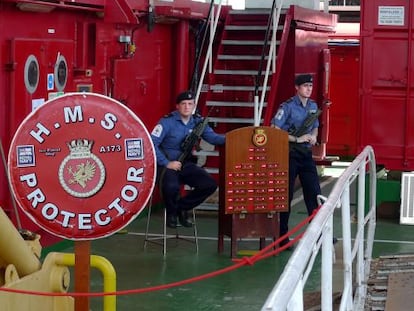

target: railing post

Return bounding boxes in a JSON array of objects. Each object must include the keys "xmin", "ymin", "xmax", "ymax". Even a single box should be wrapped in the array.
[
  {"xmin": 321, "ymin": 214, "xmax": 333, "ymax": 310},
  {"xmin": 209, "ymin": 5, "xmax": 214, "ymax": 73},
  {"xmin": 356, "ymin": 161, "xmax": 366, "ymax": 296},
  {"xmin": 340, "ymin": 183, "xmax": 353, "ymax": 311}
]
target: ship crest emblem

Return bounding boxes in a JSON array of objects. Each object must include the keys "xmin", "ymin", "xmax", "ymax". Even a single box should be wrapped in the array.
[
  {"xmin": 59, "ymin": 139, "xmax": 106, "ymax": 198},
  {"xmin": 252, "ymin": 128, "xmax": 268, "ymax": 147}
]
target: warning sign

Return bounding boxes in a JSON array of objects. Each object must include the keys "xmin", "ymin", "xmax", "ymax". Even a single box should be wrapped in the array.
[{"xmin": 8, "ymin": 93, "xmax": 156, "ymax": 240}]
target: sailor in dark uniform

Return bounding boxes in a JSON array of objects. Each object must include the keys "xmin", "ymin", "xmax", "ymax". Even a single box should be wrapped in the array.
[
  {"xmin": 271, "ymin": 74, "xmax": 321, "ymax": 249},
  {"xmin": 151, "ymin": 90, "xmax": 225, "ymax": 228}
]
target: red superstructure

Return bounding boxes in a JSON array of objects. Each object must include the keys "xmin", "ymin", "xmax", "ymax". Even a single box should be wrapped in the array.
[
  {"xmin": 0, "ymin": 0, "xmax": 219, "ymax": 232},
  {"xmin": 0, "ymin": 1, "xmax": 337, "ymax": 239}
]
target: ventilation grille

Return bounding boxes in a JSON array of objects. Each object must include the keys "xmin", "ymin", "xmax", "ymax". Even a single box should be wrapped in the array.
[{"xmin": 400, "ymin": 172, "xmax": 414, "ymax": 225}]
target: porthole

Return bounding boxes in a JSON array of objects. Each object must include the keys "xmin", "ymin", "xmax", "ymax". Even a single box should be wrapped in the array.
[
  {"xmin": 54, "ymin": 54, "xmax": 68, "ymax": 91},
  {"xmin": 24, "ymin": 55, "xmax": 39, "ymax": 94}
]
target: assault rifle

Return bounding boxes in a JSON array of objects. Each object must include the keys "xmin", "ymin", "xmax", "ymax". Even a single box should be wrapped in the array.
[
  {"xmin": 178, "ymin": 112, "xmax": 210, "ymax": 163},
  {"xmin": 288, "ymin": 108, "xmax": 322, "ymax": 155},
  {"xmin": 289, "ymin": 108, "xmax": 322, "ymax": 138}
]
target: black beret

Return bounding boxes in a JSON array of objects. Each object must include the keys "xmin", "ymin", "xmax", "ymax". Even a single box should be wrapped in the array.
[
  {"xmin": 295, "ymin": 74, "xmax": 313, "ymax": 86},
  {"xmin": 176, "ymin": 90, "xmax": 194, "ymax": 103}
]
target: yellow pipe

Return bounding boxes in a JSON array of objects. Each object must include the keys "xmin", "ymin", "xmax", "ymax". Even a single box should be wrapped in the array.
[
  {"xmin": 54, "ymin": 252, "xmax": 116, "ymax": 311},
  {"xmin": 90, "ymin": 254, "xmax": 116, "ymax": 310}
]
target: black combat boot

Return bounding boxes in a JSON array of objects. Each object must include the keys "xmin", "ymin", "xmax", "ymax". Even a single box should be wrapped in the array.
[
  {"xmin": 178, "ymin": 210, "xmax": 192, "ymax": 227},
  {"xmin": 166, "ymin": 214, "xmax": 177, "ymax": 228}
]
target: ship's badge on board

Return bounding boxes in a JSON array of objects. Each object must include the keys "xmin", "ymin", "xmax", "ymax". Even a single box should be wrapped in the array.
[
  {"xmin": 58, "ymin": 138, "xmax": 106, "ymax": 198},
  {"xmin": 252, "ymin": 128, "xmax": 267, "ymax": 147}
]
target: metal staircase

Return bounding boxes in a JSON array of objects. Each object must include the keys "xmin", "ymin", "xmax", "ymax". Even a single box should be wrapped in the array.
[
  {"xmin": 202, "ymin": 8, "xmax": 285, "ymax": 130},
  {"xmin": 195, "ymin": 6, "xmax": 288, "ymax": 210}
]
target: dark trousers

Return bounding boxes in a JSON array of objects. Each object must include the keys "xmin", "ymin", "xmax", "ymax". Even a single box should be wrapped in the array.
[
  {"xmin": 158, "ymin": 162, "xmax": 217, "ymax": 217},
  {"xmin": 280, "ymin": 149, "xmax": 321, "ymax": 241}
]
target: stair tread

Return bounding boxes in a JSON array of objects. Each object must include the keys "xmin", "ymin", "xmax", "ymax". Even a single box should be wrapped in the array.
[
  {"xmin": 225, "ymin": 25, "xmax": 283, "ymax": 31},
  {"xmin": 204, "ymin": 167, "xmax": 219, "ymax": 174},
  {"xmin": 206, "ymin": 101, "xmax": 267, "ymax": 107},
  {"xmin": 210, "ymin": 85, "xmax": 270, "ymax": 91},
  {"xmin": 214, "ymin": 69, "xmax": 271, "ymax": 75},
  {"xmin": 222, "ymin": 39, "xmax": 276, "ymax": 45},
  {"xmin": 194, "ymin": 150, "xmax": 220, "ymax": 156},
  {"xmin": 195, "ymin": 202, "xmax": 218, "ymax": 211},
  {"xmin": 218, "ymin": 55, "xmax": 268, "ymax": 60},
  {"xmin": 208, "ymin": 117, "xmax": 257, "ymax": 124},
  {"xmin": 225, "ymin": 25, "xmax": 267, "ymax": 30}
]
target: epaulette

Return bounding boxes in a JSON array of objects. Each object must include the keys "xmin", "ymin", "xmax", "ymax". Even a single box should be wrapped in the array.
[{"xmin": 163, "ymin": 112, "xmax": 173, "ymax": 118}]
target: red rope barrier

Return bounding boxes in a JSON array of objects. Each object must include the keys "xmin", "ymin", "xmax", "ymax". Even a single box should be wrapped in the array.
[{"xmin": 0, "ymin": 206, "xmax": 323, "ymax": 298}]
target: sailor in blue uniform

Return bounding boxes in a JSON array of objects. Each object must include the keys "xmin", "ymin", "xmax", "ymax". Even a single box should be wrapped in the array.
[
  {"xmin": 271, "ymin": 74, "xmax": 321, "ymax": 249},
  {"xmin": 151, "ymin": 90, "xmax": 225, "ymax": 228}
]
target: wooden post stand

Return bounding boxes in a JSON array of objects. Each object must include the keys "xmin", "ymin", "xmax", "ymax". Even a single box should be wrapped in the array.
[
  {"xmin": 75, "ymin": 241, "xmax": 91, "ymax": 311},
  {"xmin": 218, "ymin": 126, "xmax": 289, "ymax": 258}
]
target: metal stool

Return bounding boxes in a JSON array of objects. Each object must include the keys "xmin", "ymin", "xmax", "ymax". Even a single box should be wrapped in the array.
[{"xmin": 143, "ymin": 201, "xmax": 199, "ymax": 256}]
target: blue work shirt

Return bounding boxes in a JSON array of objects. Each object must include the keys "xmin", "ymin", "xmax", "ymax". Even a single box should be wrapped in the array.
[
  {"xmin": 271, "ymin": 95, "xmax": 319, "ymax": 135},
  {"xmin": 151, "ymin": 111, "xmax": 225, "ymax": 166}
]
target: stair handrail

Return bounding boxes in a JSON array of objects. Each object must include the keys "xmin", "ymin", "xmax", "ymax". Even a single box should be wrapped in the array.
[
  {"xmin": 189, "ymin": 0, "xmax": 215, "ymax": 94},
  {"xmin": 253, "ymin": 0, "xmax": 285, "ymax": 126},
  {"xmin": 194, "ymin": 0, "xmax": 223, "ymax": 109},
  {"xmin": 261, "ymin": 145, "xmax": 377, "ymax": 310}
]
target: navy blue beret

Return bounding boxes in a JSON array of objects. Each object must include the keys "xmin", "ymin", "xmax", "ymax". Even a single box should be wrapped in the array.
[
  {"xmin": 295, "ymin": 74, "xmax": 313, "ymax": 86},
  {"xmin": 176, "ymin": 90, "xmax": 194, "ymax": 103}
]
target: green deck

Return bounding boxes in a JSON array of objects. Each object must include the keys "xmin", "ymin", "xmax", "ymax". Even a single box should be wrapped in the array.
[{"xmin": 42, "ymin": 173, "xmax": 414, "ymax": 311}]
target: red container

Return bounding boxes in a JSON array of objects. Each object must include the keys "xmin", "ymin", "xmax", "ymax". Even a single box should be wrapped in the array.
[{"xmin": 360, "ymin": 0, "xmax": 414, "ymax": 170}]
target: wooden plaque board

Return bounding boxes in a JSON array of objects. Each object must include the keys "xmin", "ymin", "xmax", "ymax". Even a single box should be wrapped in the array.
[
  {"xmin": 224, "ymin": 126, "xmax": 289, "ymax": 214},
  {"xmin": 218, "ymin": 126, "xmax": 289, "ymax": 257}
]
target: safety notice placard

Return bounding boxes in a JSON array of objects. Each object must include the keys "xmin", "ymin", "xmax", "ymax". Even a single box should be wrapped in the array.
[{"xmin": 378, "ymin": 6, "xmax": 405, "ymax": 26}]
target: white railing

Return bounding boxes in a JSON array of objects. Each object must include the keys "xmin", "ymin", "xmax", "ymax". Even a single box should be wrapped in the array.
[
  {"xmin": 320, "ymin": 0, "xmax": 360, "ymax": 12},
  {"xmin": 262, "ymin": 145, "xmax": 377, "ymax": 311},
  {"xmin": 254, "ymin": 0, "xmax": 284, "ymax": 126},
  {"xmin": 329, "ymin": 0, "xmax": 360, "ymax": 6},
  {"xmin": 195, "ymin": 0, "xmax": 223, "ymax": 107}
]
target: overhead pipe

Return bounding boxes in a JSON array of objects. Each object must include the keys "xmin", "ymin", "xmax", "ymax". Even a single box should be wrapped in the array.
[{"xmin": 176, "ymin": 21, "xmax": 191, "ymax": 96}]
